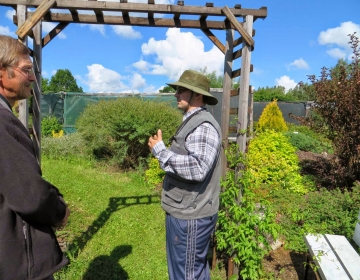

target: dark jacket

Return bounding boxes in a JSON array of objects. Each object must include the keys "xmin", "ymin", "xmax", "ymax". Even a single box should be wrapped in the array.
[{"xmin": 0, "ymin": 100, "xmax": 68, "ymax": 279}]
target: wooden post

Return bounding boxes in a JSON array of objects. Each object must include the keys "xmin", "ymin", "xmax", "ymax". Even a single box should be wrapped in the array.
[
  {"xmin": 249, "ymin": 85, "xmax": 254, "ymax": 139},
  {"xmin": 32, "ymin": 21, "xmax": 42, "ymax": 163},
  {"xmin": 220, "ymin": 28, "xmax": 234, "ymax": 177},
  {"xmin": 236, "ymin": 15, "xmax": 253, "ymax": 153},
  {"xmin": 17, "ymin": 5, "xmax": 29, "ymax": 130}
]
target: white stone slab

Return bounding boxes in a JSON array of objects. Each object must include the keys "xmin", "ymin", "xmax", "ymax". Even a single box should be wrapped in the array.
[
  {"xmin": 304, "ymin": 234, "xmax": 350, "ymax": 280},
  {"xmin": 325, "ymin": 234, "xmax": 360, "ymax": 280}
]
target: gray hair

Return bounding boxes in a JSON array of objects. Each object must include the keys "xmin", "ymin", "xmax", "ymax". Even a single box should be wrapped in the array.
[{"xmin": 0, "ymin": 35, "xmax": 30, "ymax": 78}]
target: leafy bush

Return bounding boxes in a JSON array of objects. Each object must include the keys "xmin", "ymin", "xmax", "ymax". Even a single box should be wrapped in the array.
[
  {"xmin": 216, "ymin": 144, "xmax": 280, "ymax": 280},
  {"xmin": 42, "ymin": 115, "xmax": 63, "ymax": 137},
  {"xmin": 272, "ymin": 182, "xmax": 360, "ymax": 252},
  {"xmin": 247, "ymin": 130, "xmax": 310, "ymax": 195},
  {"xmin": 76, "ymin": 98, "xmax": 182, "ymax": 169},
  {"xmin": 42, "ymin": 132, "xmax": 91, "ymax": 160},
  {"xmin": 145, "ymin": 157, "xmax": 165, "ymax": 186},
  {"xmin": 287, "ymin": 124, "xmax": 333, "ymax": 154},
  {"xmin": 303, "ymin": 33, "xmax": 360, "ymax": 189},
  {"xmin": 257, "ymin": 100, "xmax": 288, "ymax": 133}
]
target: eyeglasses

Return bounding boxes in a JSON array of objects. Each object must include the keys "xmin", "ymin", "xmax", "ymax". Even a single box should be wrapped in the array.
[
  {"xmin": 9, "ymin": 66, "xmax": 35, "ymax": 78},
  {"xmin": 176, "ymin": 87, "xmax": 189, "ymax": 94}
]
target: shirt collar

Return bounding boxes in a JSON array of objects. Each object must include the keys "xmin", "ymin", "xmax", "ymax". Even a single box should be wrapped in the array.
[
  {"xmin": 0, "ymin": 94, "xmax": 12, "ymax": 111},
  {"xmin": 183, "ymin": 106, "xmax": 205, "ymax": 121}
]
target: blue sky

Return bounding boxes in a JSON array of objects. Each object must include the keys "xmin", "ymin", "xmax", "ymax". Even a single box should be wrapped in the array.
[{"xmin": 0, "ymin": 0, "xmax": 359, "ymax": 93}]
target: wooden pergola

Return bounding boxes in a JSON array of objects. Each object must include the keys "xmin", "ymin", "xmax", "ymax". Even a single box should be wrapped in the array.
[
  {"xmin": 0, "ymin": 0, "xmax": 267, "ymax": 169},
  {"xmin": 1, "ymin": 1, "xmax": 267, "ymax": 275}
]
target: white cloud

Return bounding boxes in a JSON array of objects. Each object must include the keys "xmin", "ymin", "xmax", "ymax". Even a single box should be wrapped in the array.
[
  {"xmin": 84, "ymin": 64, "xmax": 155, "ymax": 93},
  {"xmin": 130, "ymin": 73, "xmax": 146, "ymax": 89},
  {"xmin": 318, "ymin": 21, "xmax": 360, "ymax": 60},
  {"xmin": 86, "ymin": 64, "xmax": 126, "ymax": 92},
  {"xmin": 135, "ymin": 28, "xmax": 223, "ymax": 80},
  {"xmin": 0, "ymin": 26, "xmax": 13, "ymax": 36},
  {"xmin": 89, "ymin": 25, "xmax": 106, "ymax": 36},
  {"xmin": 275, "ymin": 75, "xmax": 297, "ymax": 92},
  {"xmin": 112, "ymin": 26, "xmax": 142, "ymax": 39},
  {"xmin": 5, "ymin": 10, "xmax": 15, "ymax": 21},
  {"xmin": 132, "ymin": 59, "xmax": 150, "ymax": 72},
  {"xmin": 326, "ymin": 48, "xmax": 347, "ymax": 60},
  {"xmin": 288, "ymin": 58, "xmax": 309, "ymax": 70}
]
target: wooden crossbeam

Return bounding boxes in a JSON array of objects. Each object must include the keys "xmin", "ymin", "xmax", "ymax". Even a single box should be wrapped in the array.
[
  {"xmin": 16, "ymin": 0, "xmax": 56, "ymax": 39},
  {"xmin": 25, "ymin": 13, "xmax": 236, "ymax": 29},
  {"xmin": 201, "ymin": 29, "xmax": 225, "ymax": 54},
  {"xmin": 148, "ymin": 0, "xmax": 154, "ymax": 20},
  {"xmin": 233, "ymin": 49, "xmax": 242, "ymax": 60},
  {"xmin": 234, "ymin": 29, "xmax": 255, "ymax": 47},
  {"xmin": 94, "ymin": 9, "xmax": 104, "ymax": 23},
  {"xmin": 222, "ymin": 5, "xmax": 254, "ymax": 46},
  {"xmin": 232, "ymin": 64, "xmax": 253, "ymax": 78},
  {"xmin": 42, "ymin": 22, "xmax": 69, "ymax": 47},
  {"xmin": 1, "ymin": 0, "xmax": 268, "ymax": 18},
  {"xmin": 228, "ymin": 126, "xmax": 237, "ymax": 133},
  {"xmin": 231, "ymin": 89, "xmax": 239, "ymax": 96},
  {"xmin": 230, "ymin": 108, "xmax": 238, "ymax": 115}
]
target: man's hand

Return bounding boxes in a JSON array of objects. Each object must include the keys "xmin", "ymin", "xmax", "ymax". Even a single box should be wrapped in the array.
[
  {"xmin": 54, "ymin": 197, "xmax": 70, "ymax": 228},
  {"xmin": 148, "ymin": 129, "xmax": 162, "ymax": 150}
]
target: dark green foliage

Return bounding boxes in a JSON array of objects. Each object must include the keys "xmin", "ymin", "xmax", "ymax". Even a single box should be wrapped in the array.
[
  {"xmin": 285, "ymin": 131, "xmax": 333, "ymax": 154},
  {"xmin": 199, "ymin": 67, "xmax": 239, "ymax": 88},
  {"xmin": 47, "ymin": 69, "xmax": 83, "ymax": 93},
  {"xmin": 41, "ymin": 115, "xmax": 62, "ymax": 137},
  {"xmin": 272, "ymin": 182, "xmax": 360, "ymax": 252},
  {"xmin": 76, "ymin": 97, "xmax": 182, "ymax": 169},
  {"xmin": 254, "ymin": 84, "xmax": 315, "ymax": 102},
  {"xmin": 41, "ymin": 77, "xmax": 50, "ymax": 94},
  {"xmin": 159, "ymin": 85, "xmax": 175, "ymax": 93},
  {"xmin": 254, "ymin": 86, "xmax": 289, "ymax": 101}
]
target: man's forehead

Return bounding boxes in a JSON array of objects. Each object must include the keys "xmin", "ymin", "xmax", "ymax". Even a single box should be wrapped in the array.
[{"xmin": 17, "ymin": 56, "xmax": 32, "ymax": 66}]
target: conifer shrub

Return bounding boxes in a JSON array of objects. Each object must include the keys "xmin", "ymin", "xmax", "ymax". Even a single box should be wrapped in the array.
[
  {"xmin": 76, "ymin": 98, "xmax": 182, "ymax": 169},
  {"xmin": 257, "ymin": 100, "xmax": 288, "ymax": 133},
  {"xmin": 247, "ymin": 130, "xmax": 310, "ymax": 197}
]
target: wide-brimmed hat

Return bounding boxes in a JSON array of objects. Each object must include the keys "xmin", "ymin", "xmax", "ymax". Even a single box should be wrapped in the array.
[{"xmin": 167, "ymin": 70, "xmax": 218, "ymax": 105}]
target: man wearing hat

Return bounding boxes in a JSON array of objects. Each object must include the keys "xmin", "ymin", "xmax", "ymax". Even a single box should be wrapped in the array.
[{"xmin": 148, "ymin": 69, "xmax": 222, "ymax": 280}]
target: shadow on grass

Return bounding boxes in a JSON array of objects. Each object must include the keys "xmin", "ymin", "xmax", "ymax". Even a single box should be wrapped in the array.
[
  {"xmin": 82, "ymin": 245, "xmax": 132, "ymax": 280},
  {"xmin": 67, "ymin": 195, "xmax": 160, "ymax": 259}
]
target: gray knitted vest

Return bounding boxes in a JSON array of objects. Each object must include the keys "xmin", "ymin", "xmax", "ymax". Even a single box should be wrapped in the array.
[{"xmin": 161, "ymin": 109, "xmax": 222, "ymax": 219}]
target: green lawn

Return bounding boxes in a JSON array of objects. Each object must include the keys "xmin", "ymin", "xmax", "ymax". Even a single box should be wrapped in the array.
[{"xmin": 42, "ymin": 158, "xmax": 168, "ymax": 279}]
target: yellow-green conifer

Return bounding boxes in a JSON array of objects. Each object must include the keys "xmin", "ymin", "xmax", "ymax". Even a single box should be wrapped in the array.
[{"xmin": 257, "ymin": 100, "xmax": 288, "ymax": 133}]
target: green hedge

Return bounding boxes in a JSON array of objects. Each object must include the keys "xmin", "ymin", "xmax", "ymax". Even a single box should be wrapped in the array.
[{"xmin": 76, "ymin": 97, "xmax": 182, "ymax": 169}]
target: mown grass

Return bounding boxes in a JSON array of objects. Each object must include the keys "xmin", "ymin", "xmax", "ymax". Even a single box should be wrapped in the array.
[
  {"xmin": 42, "ymin": 157, "xmax": 167, "ymax": 279},
  {"xmin": 44, "ymin": 157, "xmax": 226, "ymax": 280}
]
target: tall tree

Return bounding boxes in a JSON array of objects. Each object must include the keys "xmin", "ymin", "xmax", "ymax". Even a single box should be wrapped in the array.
[
  {"xmin": 41, "ymin": 77, "xmax": 51, "ymax": 94},
  {"xmin": 159, "ymin": 85, "xmax": 175, "ymax": 93},
  {"xmin": 48, "ymin": 69, "xmax": 83, "ymax": 92}
]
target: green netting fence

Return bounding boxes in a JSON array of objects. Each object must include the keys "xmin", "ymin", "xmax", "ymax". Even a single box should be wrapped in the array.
[{"xmin": 40, "ymin": 91, "xmax": 309, "ymax": 134}]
